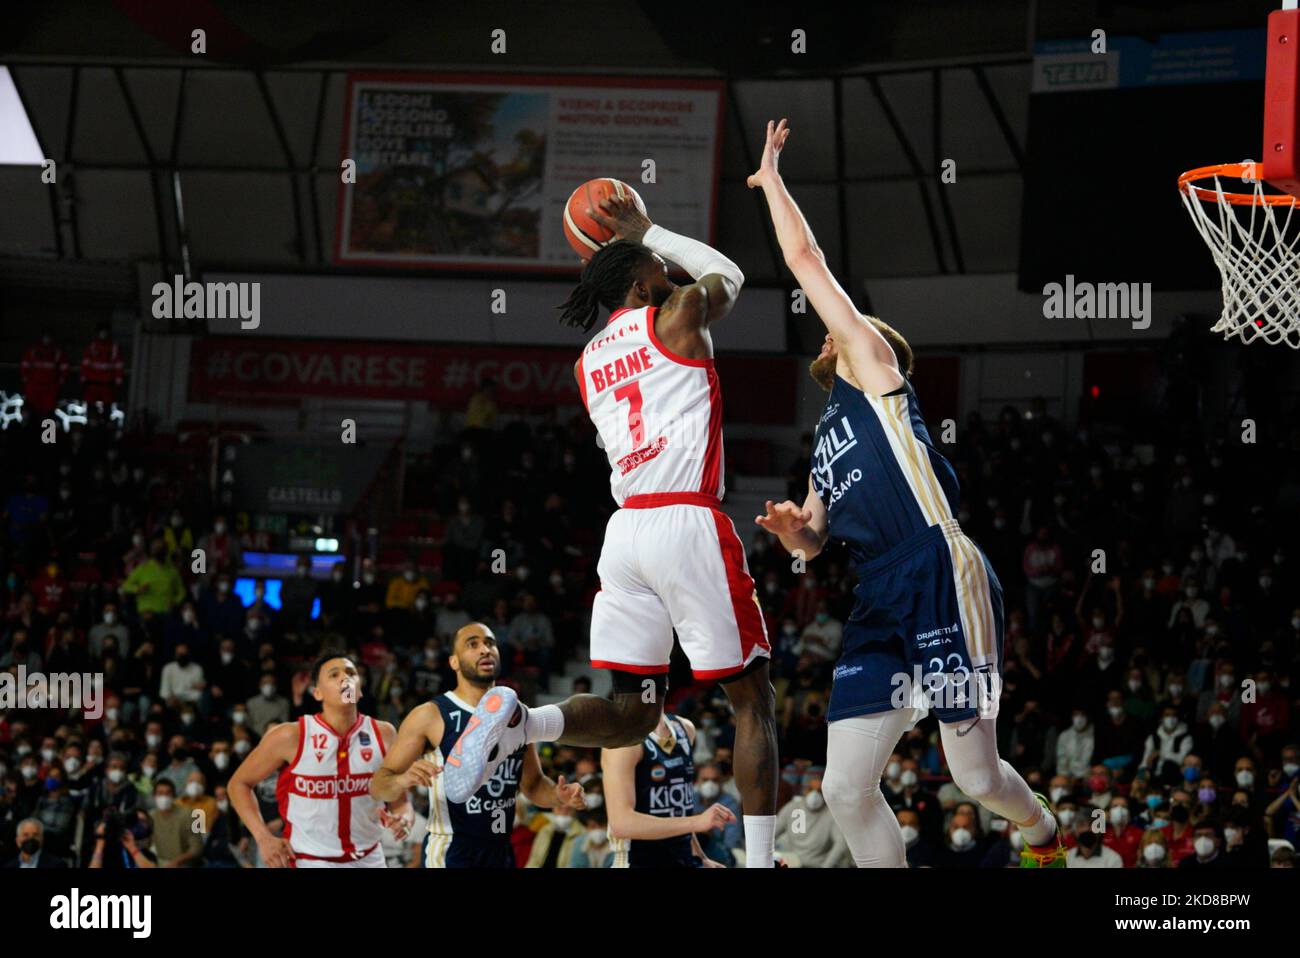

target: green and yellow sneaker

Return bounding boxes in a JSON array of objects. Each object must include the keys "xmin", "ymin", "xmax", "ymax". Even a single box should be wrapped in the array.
[{"xmin": 1018, "ymin": 792, "xmax": 1068, "ymax": 868}]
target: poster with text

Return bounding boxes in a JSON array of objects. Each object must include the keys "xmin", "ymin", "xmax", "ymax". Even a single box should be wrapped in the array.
[{"xmin": 336, "ymin": 73, "xmax": 724, "ymax": 271}]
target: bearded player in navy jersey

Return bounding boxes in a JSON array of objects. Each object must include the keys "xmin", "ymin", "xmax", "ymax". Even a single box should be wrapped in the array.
[
  {"xmin": 748, "ymin": 119, "xmax": 1066, "ymax": 868},
  {"xmin": 369, "ymin": 623, "xmax": 586, "ymax": 867}
]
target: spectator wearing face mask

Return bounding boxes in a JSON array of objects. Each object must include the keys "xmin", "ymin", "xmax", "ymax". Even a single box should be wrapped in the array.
[
  {"xmin": 158, "ymin": 737, "xmax": 200, "ymax": 793},
  {"xmin": 1240, "ymin": 670, "xmax": 1290, "ymax": 758},
  {"xmin": 33, "ymin": 771, "xmax": 77, "ymax": 859},
  {"xmin": 158, "ymin": 643, "xmax": 204, "ymax": 708},
  {"xmin": 1162, "ymin": 794, "xmax": 1198, "ymax": 864},
  {"xmin": 1142, "ymin": 706, "xmax": 1193, "ymax": 784},
  {"xmin": 1169, "ymin": 578, "xmax": 1210, "ymax": 630},
  {"xmin": 385, "ymin": 562, "xmax": 431, "ymax": 612},
  {"xmin": 131, "ymin": 752, "xmax": 161, "ymax": 807},
  {"xmin": 178, "ymin": 771, "xmax": 217, "ymax": 834},
  {"xmin": 87, "ymin": 602, "xmax": 130, "ymax": 660},
  {"xmin": 892, "ymin": 808, "xmax": 935, "ymax": 867},
  {"xmin": 200, "ymin": 575, "xmax": 245, "ymax": 641},
  {"xmin": 692, "ymin": 762, "xmax": 740, "ymax": 864},
  {"xmin": 774, "ymin": 776, "xmax": 852, "ymax": 868},
  {"xmin": 1196, "ymin": 661, "xmax": 1242, "ymax": 728},
  {"xmin": 1074, "ymin": 638, "xmax": 1122, "ymax": 712},
  {"xmin": 164, "ymin": 601, "xmax": 210, "ymax": 662},
  {"xmin": 1137, "ymin": 830, "xmax": 1171, "ymax": 868},
  {"xmin": 161, "ymin": 511, "xmax": 194, "ymax": 568},
  {"xmin": 1220, "ymin": 806, "xmax": 1269, "ymax": 868},
  {"xmin": 1066, "ymin": 819, "xmax": 1123, "ymax": 868},
  {"xmin": 3, "ymin": 817, "xmax": 67, "ymax": 868},
  {"xmin": 889, "ymin": 759, "xmax": 943, "ymax": 841},
  {"xmin": 935, "ymin": 811, "xmax": 983, "ymax": 868},
  {"xmin": 1159, "ymin": 673, "xmax": 1196, "ymax": 727},
  {"xmin": 1103, "ymin": 798, "xmax": 1142, "ymax": 866},
  {"xmin": 245, "ymin": 673, "xmax": 289, "ymax": 735},
  {"xmin": 1094, "ymin": 690, "xmax": 1145, "ymax": 773},
  {"xmin": 196, "ymin": 517, "xmax": 241, "ymax": 582},
  {"xmin": 207, "ymin": 638, "xmax": 252, "ymax": 709},
  {"xmin": 1177, "ymin": 823, "xmax": 1225, "ymax": 869},
  {"xmin": 1056, "ymin": 710, "xmax": 1095, "ymax": 781},
  {"xmin": 149, "ymin": 780, "xmax": 202, "ymax": 867},
  {"xmin": 121, "ymin": 538, "xmax": 185, "ymax": 618},
  {"xmin": 524, "ymin": 808, "xmax": 586, "ymax": 868}
]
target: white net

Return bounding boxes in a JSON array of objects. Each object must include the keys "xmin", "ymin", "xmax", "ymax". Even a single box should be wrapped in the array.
[{"xmin": 1179, "ymin": 162, "xmax": 1300, "ymax": 348}]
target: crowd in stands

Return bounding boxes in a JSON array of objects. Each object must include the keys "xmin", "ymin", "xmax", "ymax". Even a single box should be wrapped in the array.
[{"xmin": 1, "ymin": 377, "xmax": 1297, "ymax": 868}]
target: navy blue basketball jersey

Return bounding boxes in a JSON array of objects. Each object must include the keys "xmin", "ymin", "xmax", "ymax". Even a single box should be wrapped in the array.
[
  {"xmin": 811, "ymin": 376, "xmax": 961, "ymax": 566},
  {"xmin": 612, "ymin": 714, "xmax": 700, "ymax": 868},
  {"xmin": 425, "ymin": 691, "xmax": 524, "ymax": 868}
]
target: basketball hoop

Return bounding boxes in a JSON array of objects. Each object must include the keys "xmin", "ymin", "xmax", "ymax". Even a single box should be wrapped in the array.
[{"xmin": 1178, "ymin": 162, "xmax": 1300, "ymax": 348}]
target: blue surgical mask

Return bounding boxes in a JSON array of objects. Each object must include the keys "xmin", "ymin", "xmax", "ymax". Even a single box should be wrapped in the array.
[{"xmin": 1182, "ymin": 767, "xmax": 1199, "ymax": 783}]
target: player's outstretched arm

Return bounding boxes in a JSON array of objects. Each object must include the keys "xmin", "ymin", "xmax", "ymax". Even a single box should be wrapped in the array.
[
  {"xmin": 601, "ymin": 745, "xmax": 734, "ymax": 841},
  {"xmin": 520, "ymin": 745, "xmax": 586, "ymax": 811},
  {"xmin": 371, "ymin": 703, "xmax": 441, "ymax": 803},
  {"xmin": 756, "ymin": 475, "xmax": 829, "ymax": 561},
  {"xmin": 749, "ymin": 119, "xmax": 902, "ymax": 395},
  {"xmin": 227, "ymin": 721, "xmax": 299, "ymax": 868}
]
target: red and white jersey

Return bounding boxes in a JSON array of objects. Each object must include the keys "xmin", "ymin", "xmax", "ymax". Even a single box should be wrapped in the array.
[
  {"xmin": 577, "ymin": 305, "xmax": 724, "ymax": 506},
  {"xmin": 276, "ymin": 713, "xmax": 387, "ymax": 861}
]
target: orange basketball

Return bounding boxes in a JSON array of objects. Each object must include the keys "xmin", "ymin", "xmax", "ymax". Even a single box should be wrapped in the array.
[{"xmin": 562, "ymin": 178, "xmax": 647, "ymax": 261}]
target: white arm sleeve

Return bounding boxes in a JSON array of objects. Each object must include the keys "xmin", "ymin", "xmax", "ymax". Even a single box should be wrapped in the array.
[{"xmin": 642, "ymin": 224, "xmax": 744, "ymax": 295}]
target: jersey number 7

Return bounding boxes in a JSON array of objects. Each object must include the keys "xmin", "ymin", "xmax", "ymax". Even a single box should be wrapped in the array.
[{"xmin": 614, "ymin": 381, "xmax": 645, "ymax": 446}]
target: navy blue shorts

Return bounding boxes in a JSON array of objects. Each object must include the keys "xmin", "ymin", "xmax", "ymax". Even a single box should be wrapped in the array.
[
  {"xmin": 425, "ymin": 833, "xmax": 516, "ymax": 868},
  {"xmin": 827, "ymin": 519, "xmax": 1005, "ymax": 724}
]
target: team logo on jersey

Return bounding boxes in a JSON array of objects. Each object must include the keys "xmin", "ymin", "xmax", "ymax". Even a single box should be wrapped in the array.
[
  {"xmin": 360, "ymin": 748, "xmax": 373, "ymax": 762},
  {"xmin": 314, "ymin": 751, "xmax": 325, "ymax": 762},
  {"xmin": 649, "ymin": 764, "xmax": 667, "ymax": 782},
  {"xmin": 358, "ymin": 731, "xmax": 371, "ymax": 747}
]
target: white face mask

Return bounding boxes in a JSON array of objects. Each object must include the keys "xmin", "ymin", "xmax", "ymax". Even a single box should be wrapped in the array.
[
  {"xmin": 41, "ymin": 748, "xmax": 56, "ymax": 763},
  {"xmin": 1143, "ymin": 843, "xmax": 1166, "ymax": 863},
  {"xmin": 1058, "ymin": 809, "xmax": 1077, "ymax": 828},
  {"xmin": 1167, "ymin": 684, "xmax": 1183, "ymax": 698},
  {"xmin": 231, "ymin": 711, "xmax": 247, "ymax": 726},
  {"xmin": 107, "ymin": 768, "xmax": 125, "ymax": 784},
  {"xmin": 213, "ymin": 753, "xmax": 230, "ymax": 771},
  {"xmin": 1098, "ymin": 647, "xmax": 1115, "ymax": 664},
  {"xmin": 805, "ymin": 790, "xmax": 825, "ymax": 811},
  {"xmin": 1219, "ymin": 674, "xmax": 1235, "ymax": 689},
  {"xmin": 1050, "ymin": 786, "xmax": 1068, "ymax": 803},
  {"xmin": 184, "ymin": 782, "xmax": 203, "ymax": 798},
  {"xmin": 1072, "ymin": 715, "xmax": 1087, "ymax": 731},
  {"xmin": 21, "ymin": 765, "xmax": 38, "ymax": 780},
  {"xmin": 261, "ymin": 684, "xmax": 276, "ymax": 698},
  {"xmin": 1128, "ymin": 680, "xmax": 1142, "ymax": 693},
  {"xmin": 900, "ymin": 824, "xmax": 919, "ymax": 846},
  {"xmin": 586, "ymin": 829, "xmax": 608, "ymax": 847},
  {"xmin": 949, "ymin": 828, "xmax": 973, "ymax": 850},
  {"xmin": 1109, "ymin": 807, "xmax": 1129, "ymax": 827},
  {"xmin": 886, "ymin": 761, "xmax": 901, "ymax": 780},
  {"xmin": 584, "ymin": 793, "xmax": 603, "ymax": 810},
  {"xmin": 233, "ymin": 740, "xmax": 250, "ymax": 756},
  {"xmin": 550, "ymin": 814, "xmax": 573, "ymax": 831},
  {"xmin": 1162, "ymin": 716, "xmax": 1178, "ymax": 731},
  {"xmin": 1236, "ymin": 770, "xmax": 1254, "ymax": 788},
  {"xmin": 105, "ymin": 708, "xmax": 119, "ymax": 722},
  {"xmin": 1283, "ymin": 763, "xmax": 1300, "ymax": 777},
  {"xmin": 1194, "ymin": 837, "xmax": 1215, "ymax": 858},
  {"xmin": 1209, "ymin": 714, "xmax": 1225, "ymax": 730},
  {"xmin": 63, "ymin": 757, "xmax": 81, "ymax": 774},
  {"xmin": 155, "ymin": 795, "xmax": 174, "ymax": 811},
  {"xmin": 140, "ymin": 765, "xmax": 156, "ymax": 778},
  {"xmin": 217, "ymin": 800, "xmax": 230, "ymax": 813},
  {"xmin": 1009, "ymin": 829, "xmax": 1023, "ymax": 850},
  {"xmin": 899, "ymin": 770, "xmax": 918, "ymax": 788},
  {"xmin": 697, "ymin": 780, "xmax": 720, "ymax": 801},
  {"xmin": 1108, "ymin": 705, "xmax": 1124, "ymax": 720},
  {"xmin": 1223, "ymin": 827, "xmax": 1241, "ymax": 846}
]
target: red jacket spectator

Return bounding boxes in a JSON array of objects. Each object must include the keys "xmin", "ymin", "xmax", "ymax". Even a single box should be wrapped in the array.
[
  {"xmin": 20, "ymin": 335, "xmax": 69, "ymax": 415},
  {"xmin": 29, "ymin": 563, "xmax": 70, "ymax": 616},
  {"xmin": 1104, "ymin": 822, "xmax": 1143, "ymax": 867},
  {"xmin": 80, "ymin": 326, "xmax": 124, "ymax": 405}
]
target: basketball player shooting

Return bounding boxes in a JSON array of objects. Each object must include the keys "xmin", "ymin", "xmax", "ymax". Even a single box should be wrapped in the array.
[
  {"xmin": 748, "ymin": 119, "xmax": 1066, "ymax": 868},
  {"xmin": 440, "ymin": 196, "xmax": 782, "ymax": 867}
]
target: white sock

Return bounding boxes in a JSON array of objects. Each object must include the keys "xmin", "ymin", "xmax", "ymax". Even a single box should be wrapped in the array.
[
  {"xmin": 1021, "ymin": 805, "xmax": 1058, "ymax": 847},
  {"xmin": 743, "ymin": 815, "xmax": 776, "ymax": 868},
  {"xmin": 524, "ymin": 704, "xmax": 564, "ymax": 744}
]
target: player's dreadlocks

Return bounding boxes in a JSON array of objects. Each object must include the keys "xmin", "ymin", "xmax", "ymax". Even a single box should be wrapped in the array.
[{"xmin": 556, "ymin": 240, "xmax": 654, "ymax": 332}]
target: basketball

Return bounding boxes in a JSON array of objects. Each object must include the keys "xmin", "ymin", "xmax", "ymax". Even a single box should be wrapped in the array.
[{"xmin": 562, "ymin": 178, "xmax": 647, "ymax": 260}]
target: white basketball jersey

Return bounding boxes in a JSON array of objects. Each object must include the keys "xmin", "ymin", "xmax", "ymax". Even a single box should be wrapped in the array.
[
  {"xmin": 276, "ymin": 713, "xmax": 386, "ymax": 860},
  {"xmin": 578, "ymin": 305, "xmax": 724, "ymax": 506}
]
